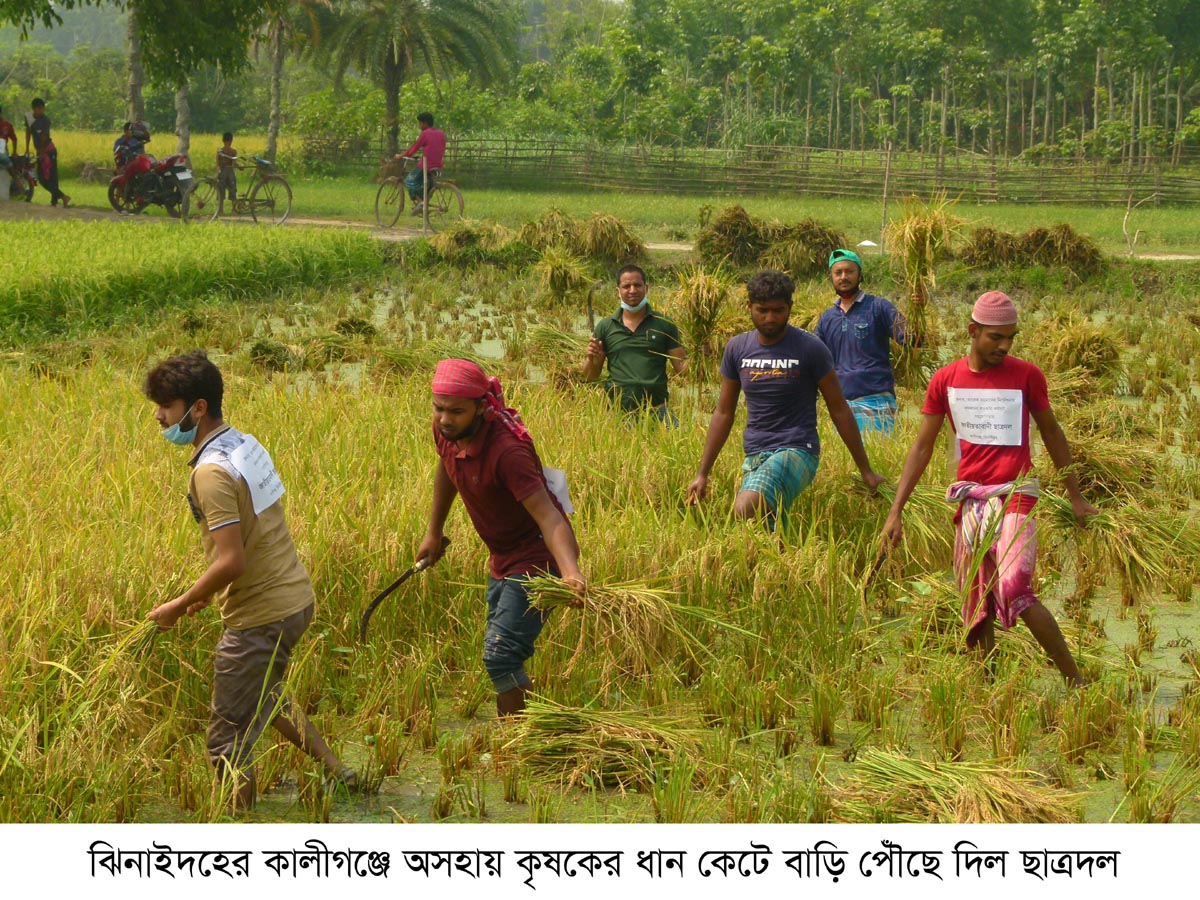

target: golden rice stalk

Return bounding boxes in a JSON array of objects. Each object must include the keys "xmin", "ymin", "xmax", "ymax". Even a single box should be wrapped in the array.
[
  {"xmin": 518, "ymin": 208, "xmax": 581, "ymax": 253},
  {"xmin": 1039, "ymin": 493, "xmax": 1200, "ymax": 605},
  {"xmin": 833, "ymin": 747, "xmax": 1082, "ymax": 823},
  {"xmin": 532, "ymin": 245, "xmax": 592, "ymax": 303},
  {"xmin": 695, "ymin": 205, "xmax": 769, "ymax": 266},
  {"xmin": 527, "ymin": 576, "xmax": 757, "ymax": 687},
  {"xmin": 503, "ymin": 697, "xmax": 703, "ymax": 790}
]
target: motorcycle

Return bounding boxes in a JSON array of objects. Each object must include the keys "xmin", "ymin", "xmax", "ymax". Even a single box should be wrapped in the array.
[
  {"xmin": 6, "ymin": 153, "xmax": 36, "ymax": 202},
  {"xmin": 108, "ymin": 149, "xmax": 194, "ymax": 219}
]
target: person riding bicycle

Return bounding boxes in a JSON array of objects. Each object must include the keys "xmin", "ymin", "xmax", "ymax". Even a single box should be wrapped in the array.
[{"xmin": 394, "ymin": 111, "xmax": 445, "ymax": 213}]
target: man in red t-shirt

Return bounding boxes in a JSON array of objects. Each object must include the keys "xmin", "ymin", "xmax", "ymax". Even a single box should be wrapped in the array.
[
  {"xmin": 417, "ymin": 359, "xmax": 585, "ymax": 716},
  {"xmin": 394, "ymin": 111, "xmax": 446, "ymax": 210},
  {"xmin": 882, "ymin": 291, "xmax": 1097, "ymax": 685}
]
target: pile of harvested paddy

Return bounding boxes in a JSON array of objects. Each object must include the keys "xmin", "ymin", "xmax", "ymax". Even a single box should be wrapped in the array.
[
  {"xmin": 833, "ymin": 747, "xmax": 1081, "ymax": 823},
  {"xmin": 696, "ymin": 206, "xmax": 847, "ymax": 278},
  {"xmin": 518, "ymin": 209, "xmax": 645, "ymax": 265},
  {"xmin": 503, "ymin": 698, "xmax": 703, "ymax": 790},
  {"xmin": 962, "ymin": 223, "xmax": 1103, "ymax": 276}
]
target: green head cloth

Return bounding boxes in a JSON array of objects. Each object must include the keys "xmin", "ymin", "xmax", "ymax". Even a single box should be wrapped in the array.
[{"xmin": 828, "ymin": 248, "xmax": 863, "ymax": 271}]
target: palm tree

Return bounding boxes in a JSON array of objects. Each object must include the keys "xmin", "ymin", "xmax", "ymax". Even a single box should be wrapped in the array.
[{"xmin": 322, "ymin": 0, "xmax": 518, "ymax": 156}]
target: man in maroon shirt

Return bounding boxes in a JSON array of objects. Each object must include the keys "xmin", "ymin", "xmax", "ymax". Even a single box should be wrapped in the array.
[
  {"xmin": 394, "ymin": 111, "xmax": 446, "ymax": 211},
  {"xmin": 882, "ymin": 291, "xmax": 1097, "ymax": 685},
  {"xmin": 417, "ymin": 359, "xmax": 585, "ymax": 716}
]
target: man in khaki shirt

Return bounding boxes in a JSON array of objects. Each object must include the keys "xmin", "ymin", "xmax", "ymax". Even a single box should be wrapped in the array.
[{"xmin": 144, "ymin": 350, "xmax": 355, "ymax": 812}]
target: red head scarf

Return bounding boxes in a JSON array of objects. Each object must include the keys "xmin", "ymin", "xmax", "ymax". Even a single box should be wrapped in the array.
[{"xmin": 431, "ymin": 358, "xmax": 531, "ymax": 442}]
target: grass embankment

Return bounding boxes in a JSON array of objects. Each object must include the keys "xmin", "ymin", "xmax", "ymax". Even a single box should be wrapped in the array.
[
  {"xmin": 34, "ymin": 130, "xmax": 1200, "ymax": 254},
  {"xmin": 0, "ymin": 220, "xmax": 382, "ymax": 344}
]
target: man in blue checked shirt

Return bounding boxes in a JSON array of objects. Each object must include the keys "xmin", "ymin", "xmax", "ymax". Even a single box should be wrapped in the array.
[{"xmin": 816, "ymin": 249, "xmax": 913, "ymax": 436}]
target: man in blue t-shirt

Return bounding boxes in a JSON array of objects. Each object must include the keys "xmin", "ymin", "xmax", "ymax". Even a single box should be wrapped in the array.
[
  {"xmin": 815, "ymin": 248, "xmax": 912, "ymax": 436},
  {"xmin": 686, "ymin": 270, "xmax": 885, "ymax": 528}
]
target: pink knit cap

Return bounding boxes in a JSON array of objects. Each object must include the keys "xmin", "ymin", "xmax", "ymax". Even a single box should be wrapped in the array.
[{"xmin": 972, "ymin": 291, "xmax": 1018, "ymax": 326}]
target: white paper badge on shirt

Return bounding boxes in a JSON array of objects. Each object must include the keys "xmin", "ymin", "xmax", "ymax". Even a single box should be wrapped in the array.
[
  {"xmin": 229, "ymin": 435, "xmax": 286, "ymax": 514},
  {"xmin": 947, "ymin": 387, "xmax": 1023, "ymax": 446},
  {"xmin": 543, "ymin": 467, "xmax": 574, "ymax": 514}
]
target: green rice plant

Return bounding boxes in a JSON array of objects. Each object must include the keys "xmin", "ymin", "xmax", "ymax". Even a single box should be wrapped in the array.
[
  {"xmin": 1034, "ymin": 314, "xmax": 1122, "ymax": 383},
  {"xmin": 505, "ymin": 698, "xmax": 703, "ymax": 790},
  {"xmin": 1057, "ymin": 681, "xmax": 1125, "ymax": 763},
  {"xmin": 1125, "ymin": 757, "xmax": 1200, "ymax": 823},
  {"xmin": 924, "ymin": 658, "xmax": 974, "ymax": 760},
  {"xmin": 808, "ymin": 668, "xmax": 843, "ymax": 747},
  {"xmin": 650, "ymin": 752, "xmax": 700, "ymax": 822},
  {"xmin": 833, "ymin": 747, "xmax": 1083, "ymax": 823}
]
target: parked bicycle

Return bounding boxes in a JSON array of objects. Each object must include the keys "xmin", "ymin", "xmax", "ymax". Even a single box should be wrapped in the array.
[
  {"xmin": 191, "ymin": 155, "xmax": 292, "ymax": 225},
  {"xmin": 375, "ymin": 156, "xmax": 463, "ymax": 228}
]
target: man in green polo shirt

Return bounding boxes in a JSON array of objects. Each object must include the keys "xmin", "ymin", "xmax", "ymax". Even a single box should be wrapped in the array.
[{"xmin": 582, "ymin": 264, "xmax": 686, "ymax": 421}]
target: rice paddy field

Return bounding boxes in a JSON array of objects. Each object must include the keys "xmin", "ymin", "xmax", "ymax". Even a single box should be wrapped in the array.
[{"xmin": 3, "ymin": 192, "xmax": 1200, "ymax": 825}]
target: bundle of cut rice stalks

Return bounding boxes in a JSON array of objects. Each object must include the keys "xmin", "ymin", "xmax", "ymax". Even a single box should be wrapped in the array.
[
  {"xmin": 502, "ymin": 697, "xmax": 703, "ymax": 790},
  {"xmin": 1040, "ymin": 493, "xmax": 1200, "ymax": 605},
  {"xmin": 527, "ymin": 576, "xmax": 757, "ymax": 686},
  {"xmin": 833, "ymin": 747, "xmax": 1082, "ymax": 823}
]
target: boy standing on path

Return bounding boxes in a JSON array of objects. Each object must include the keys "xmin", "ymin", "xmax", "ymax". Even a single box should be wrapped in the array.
[
  {"xmin": 881, "ymin": 292, "xmax": 1098, "ymax": 685},
  {"xmin": 815, "ymin": 249, "xmax": 912, "ymax": 435},
  {"xmin": 582, "ymin": 264, "xmax": 686, "ymax": 421},
  {"xmin": 144, "ymin": 351, "xmax": 354, "ymax": 812},
  {"xmin": 217, "ymin": 132, "xmax": 238, "ymax": 206},
  {"xmin": 25, "ymin": 97, "xmax": 70, "ymax": 207},
  {"xmin": 417, "ymin": 358, "xmax": 585, "ymax": 717},
  {"xmin": 686, "ymin": 270, "xmax": 885, "ymax": 528}
]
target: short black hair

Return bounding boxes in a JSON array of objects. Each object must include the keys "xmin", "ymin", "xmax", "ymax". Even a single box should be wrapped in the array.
[
  {"xmin": 746, "ymin": 270, "xmax": 794, "ymax": 305},
  {"xmin": 143, "ymin": 351, "xmax": 224, "ymax": 419},
  {"xmin": 222, "ymin": 131, "xmax": 233, "ymax": 142},
  {"xmin": 616, "ymin": 264, "xmax": 647, "ymax": 284},
  {"xmin": 417, "ymin": 112, "xmax": 434, "ymax": 127},
  {"xmin": 32, "ymin": 97, "xmax": 45, "ymax": 108}
]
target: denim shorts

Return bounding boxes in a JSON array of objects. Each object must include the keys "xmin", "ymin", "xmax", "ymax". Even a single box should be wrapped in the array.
[{"xmin": 484, "ymin": 574, "xmax": 549, "ymax": 692}]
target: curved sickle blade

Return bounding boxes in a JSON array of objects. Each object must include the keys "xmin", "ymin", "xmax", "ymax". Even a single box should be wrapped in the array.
[{"xmin": 358, "ymin": 536, "xmax": 450, "ymax": 643}]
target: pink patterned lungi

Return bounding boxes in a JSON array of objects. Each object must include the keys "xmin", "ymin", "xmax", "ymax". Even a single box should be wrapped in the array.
[{"xmin": 948, "ymin": 481, "xmax": 1041, "ymax": 633}]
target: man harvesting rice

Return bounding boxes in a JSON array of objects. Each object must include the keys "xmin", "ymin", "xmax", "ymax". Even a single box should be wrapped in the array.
[
  {"xmin": 417, "ymin": 359, "xmax": 585, "ymax": 717},
  {"xmin": 686, "ymin": 269, "xmax": 885, "ymax": 528},
  {"xmin": 881, "ymin": 292, "xmax": 1098, "ymax": 685},
  {"xmin": 144, "ymin": 351, "xmax": 354, "ymax": 812}
]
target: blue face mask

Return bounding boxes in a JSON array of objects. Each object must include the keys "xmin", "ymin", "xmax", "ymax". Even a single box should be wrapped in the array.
[
  {"xmin": 161, "ymin": 403, "xmax": 198, "ymax": 446},
  {"xmin": 620, "ymin": 296, "xmax": 649, "ymax": 313}
]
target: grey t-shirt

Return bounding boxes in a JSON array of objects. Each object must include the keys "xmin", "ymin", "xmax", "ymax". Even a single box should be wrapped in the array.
[{"xmin": 720, "ymin": 326, "xmax": 834, "ymax": 456}]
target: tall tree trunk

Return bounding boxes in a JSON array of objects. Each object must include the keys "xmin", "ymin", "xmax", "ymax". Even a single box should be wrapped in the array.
[
  {"xmin": 1004, "ymin": 67, "xmax": 1012, "ymax": 156},
  {"xmin": 1042, "ymin": 69, "xmax": 1052, "ymax": 144},
  {"xmin": 1030, "ymin": 59, "xmax": 1038, "ymax": 145},
  {"xmin": 1175, "ymin": 75, "xmax": 1185, "ymax": 164},
  {"xmin": 383, "ymin": 53, "xmax": 402, "ymax": 157},
  {"xmin": 126, "ymin": 4, "xmax": 145, "ymax": 123},
  {"xmin": 1093, "ymin": 48, "xmax": 1101, "ymax": 134},
  {"xmin": 266, "ymin": 17, "xmax": 285, "ymax": 163},
  {"xmin": 174, "ymin": 81, "xmax": 190, "ymax": 156},
  {"xmin": 804, "ymin": 73, "xmax": 812, "ymax": 146}
]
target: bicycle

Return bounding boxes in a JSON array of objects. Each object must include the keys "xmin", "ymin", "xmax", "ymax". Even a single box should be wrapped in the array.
[
  {"xmin": 191, "ymin": 155, "xmax": 293, "ymax": 225},
  {"xmin": 375, "ymin": 156, "xmax": 464, "ymax": 228}
]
